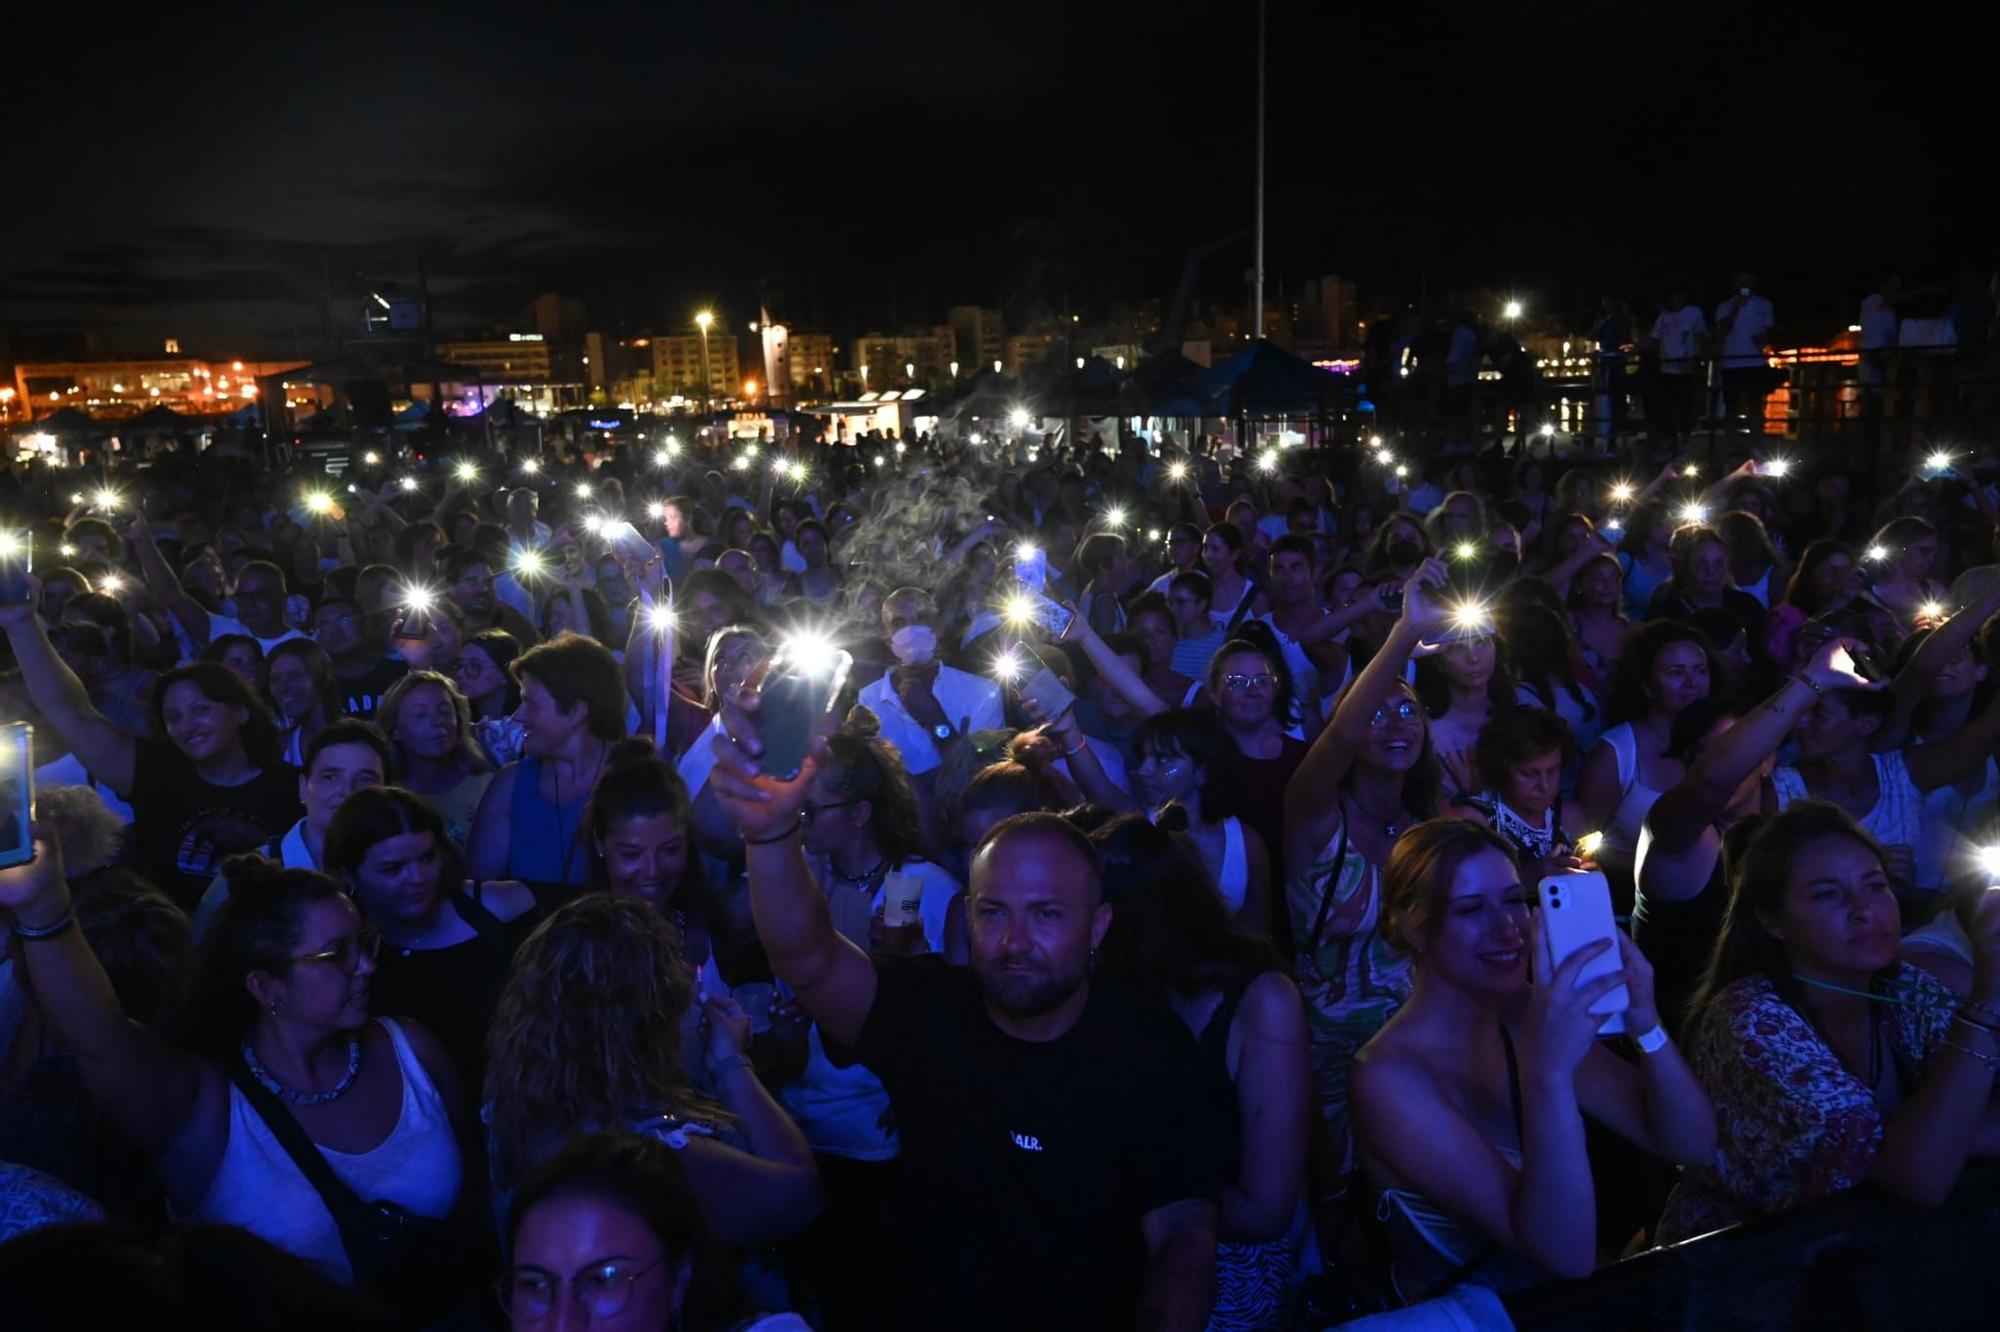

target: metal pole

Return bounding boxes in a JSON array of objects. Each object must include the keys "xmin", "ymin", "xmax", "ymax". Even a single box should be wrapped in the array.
[{"xmin": 1252, "ymin": 0, "xmax": 1266, "ymax": 341}]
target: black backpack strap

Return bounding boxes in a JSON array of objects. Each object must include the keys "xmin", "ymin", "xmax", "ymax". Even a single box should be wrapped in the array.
[
  {"xmin": 453, "ymin": 881, "xmax": 503, "ymax": 935},
  {"xmin": 226, "ymin": 1054, "xmax": 368, "ymax": 1224}
]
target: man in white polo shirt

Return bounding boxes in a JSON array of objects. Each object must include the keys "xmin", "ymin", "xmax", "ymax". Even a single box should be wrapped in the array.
[
  {"xmin": 1715, "ymin": 272, "xmax": 1776, "ymax": 430},
  {"xmin": 857, "ymin": 587, "xmax": 1003, "ymax": 779}
]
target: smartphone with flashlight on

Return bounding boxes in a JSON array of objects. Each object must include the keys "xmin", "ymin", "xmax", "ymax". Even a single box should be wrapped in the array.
[
  {"xmin": 0, "ymin": 530, "xmax": 31, "ymax": 607},
  {"xmin": 1010, "ymin": 583, "xmax": 1076, "ymax": 637},
  {"xmin": 756, "ymin": 641, "xmax": 854, "ymax": 782},
  {"xmin": 1535, "ymin": 869, "xmax": 1629, "ymax": 1036},
  {"xmin": 0, "ymin": 722, "xmax": 34, "ymax": 870},
  {"xmin": 1013, "ymin": 545, "xmax": 1048, "ymax": 592},
  {"xmin": 1018, "ymin": 665, "xmax": 1077, "ymax": 724}
]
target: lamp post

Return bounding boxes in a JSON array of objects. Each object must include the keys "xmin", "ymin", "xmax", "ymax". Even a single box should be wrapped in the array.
[{"xmin": 694, "ymin": 310, "xmax": 715, "ymax": 414}]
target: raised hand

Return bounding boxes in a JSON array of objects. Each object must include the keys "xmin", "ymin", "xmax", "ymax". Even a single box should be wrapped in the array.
[
  {"xmin": 708, "ymin": 678, "xmax": 817, "ymax": 842},
  {"xmin": 1520, "ymin": 920, "xmax": 1626, "ymax": 1079}
]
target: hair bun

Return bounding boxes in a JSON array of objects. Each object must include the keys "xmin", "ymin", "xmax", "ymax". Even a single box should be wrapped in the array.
[
  {"xmin": 841, "ymin": 704, "xmax": 882, "ymax": 740},
  {"xmin": 608, "ymin": 736, "xmax": 659, "ymax": 768},
  {"xmin": 220, "ymin": 853, "xmax": 284, "ymax": 899},
  {"xmin": 1155, "ymin": 801, "xmax": 1193, "ymax": 835}
]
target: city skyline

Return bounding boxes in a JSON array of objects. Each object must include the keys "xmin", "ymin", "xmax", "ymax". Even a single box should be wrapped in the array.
[{"xmin": 3, "ymin": 5, "xmax": 1991, "ymax": 360}]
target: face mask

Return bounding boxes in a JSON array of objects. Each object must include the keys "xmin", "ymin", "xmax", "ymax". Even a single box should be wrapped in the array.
[
  {"xmin": 890, "ymin": 624, "xmax": 937, "ymax": 666},
  {"xmin": 1388, "ymin": 538, "xmax": 1422, "ymax": 567}
]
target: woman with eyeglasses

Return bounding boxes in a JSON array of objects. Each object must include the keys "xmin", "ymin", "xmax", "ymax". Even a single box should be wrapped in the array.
[
  {"xmin": 327, "ymin": 785, "xmax": 542, "ymax": 1094},
  {"xmin": 0, "ymin": 836, "xmax": 472, "ymax": 1311},
  {"xmin": 1206, "ymin": 639, "xmax": 1310, "ymax": 907},
  {"xmin": 454, "ymin": 627, "xmax": 523, "ymax": 724},
  {"xmin": 1282, "ymin": 558, "xmax": 1448, "ymax": 1168},
  {"xmin": 375, "ymin": 671, "xmax": 494, "ymax": 849},
  {"xmin": 501, "ymin": 1131, "xmax": 807, "ymax": 1332}
]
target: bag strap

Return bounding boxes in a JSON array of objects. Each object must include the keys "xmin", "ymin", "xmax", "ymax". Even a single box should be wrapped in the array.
[
  {"xmin": 227, "ymin": 1054, "xmax": 369, "ymax": 1222},
  {"xmin": 1307, "ymin": 817, "xmax": 1354, "ymax": 949}
]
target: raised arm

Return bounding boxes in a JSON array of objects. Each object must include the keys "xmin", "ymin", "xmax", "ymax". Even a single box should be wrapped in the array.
[
  {"xmin": 678, "ymin": 993, "xmax": 823, "ymax": 1243},
  {"xmin": 1030, "ymin": 703, "xmax": 1142, "ymax": 814},
  {"xmin": 1060, "ymin": 614, "xmax": 1168, "ymax": 719},
  {"xmin": 1285, "ymin": 558, "xmax": 1447, "ymax": 858},
  {"xmin": 709, "ymin": 686, "xmax": 878, "ymax": 1048},
  {"xmin": 0, "ymin": 590, "xmax": 138, "ymax": 795},
  {"xmin": 1542, "ymin": 532, "xmax": 1618, "ymax": 602},
  {"xmin": 1903, "ymin": 690, "xmax": 2000, "ymax": 794},
  {"xmin": 1882, "ymin": 573, "xmax": 2000, "ymax": 747},
  {"xmin": 126, "ymin": 516, "xmax": 213, "ymax": 652},
  {"xmin": 0, "ymin": 833, "xmax": 205, "ymax": 1156}
]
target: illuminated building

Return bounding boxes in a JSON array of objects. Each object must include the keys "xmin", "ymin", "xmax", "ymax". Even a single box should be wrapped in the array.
[
  {"xmin": 13, "ymin": 356, "xmax": 307, "ymax": 418},
  {"xmin": 948, "ymin": 306, "xmax": 1005, "ymax": 375}
]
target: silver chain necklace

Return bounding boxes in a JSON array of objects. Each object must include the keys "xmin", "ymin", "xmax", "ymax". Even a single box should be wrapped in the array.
[{"xmin": 242, "ymin": 1036, "xmax": 361, "ymax": 1105}]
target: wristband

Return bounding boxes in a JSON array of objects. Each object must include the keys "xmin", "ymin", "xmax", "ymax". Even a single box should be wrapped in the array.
[
  {"xmin": 1790, "ymin": 672, "xmax": 1824, "ymax": 698},
  {"xmin": 1060, "ymin": 739, "xmax": 1090, "ymax": 759},
  {"xmin": 1631, "ymin": 1023, "xmax": 1670, "ymax": 1055},
  {"xmin": 707, "ymin": 1052, "xmax": 755, "ymax": 1079},
  {"xmin": 745, "ymin": 825, "xmax": 802, "ymax": 847},
  {"xmin": 12, "ymin": 912, "xmax": 76, "ymax": 942}
]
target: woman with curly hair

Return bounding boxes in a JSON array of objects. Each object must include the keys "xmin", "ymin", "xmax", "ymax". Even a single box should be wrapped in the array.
[
  {"xmin": 481, "ymin": 895, "xmax": 821, "ymax": 1244},
  {"xmin": 373, "ymin": 671, "xmax": 493, "ymax": 848}
]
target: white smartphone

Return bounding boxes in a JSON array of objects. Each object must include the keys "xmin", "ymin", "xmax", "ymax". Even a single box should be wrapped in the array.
[
  {"xmin": 1535, "ymin": 869, "xmax": 1629, "ymax": 1035},
  {"xmin": 1017, "ymin": 665, "xmax": 1077, "ymax": 724},
  {"xmin": 0, "ymin": 722, "xmax": 34, "ymax": 870}
]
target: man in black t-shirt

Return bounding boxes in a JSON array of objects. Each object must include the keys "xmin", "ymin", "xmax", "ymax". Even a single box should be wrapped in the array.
[
  {"xmin": 311, "ymin": 593, "xmax": 407, "ymax": 721},
  {"xmin": 711, "ymin": 710, "xmax": 1220, "ymax": 1331}
]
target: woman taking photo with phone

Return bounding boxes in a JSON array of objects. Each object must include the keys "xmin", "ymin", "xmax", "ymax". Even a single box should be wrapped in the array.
[{"xmin": 1350, "ymin": 818, "xmax": 1714, "ymax": 1303}]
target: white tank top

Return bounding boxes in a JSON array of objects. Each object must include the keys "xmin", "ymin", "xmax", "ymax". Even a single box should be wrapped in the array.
[
  {"xmin": 1217, "ymin": 816, "xmax": 1250, "ymax": 914},
  {"xmin": 1598, "ymin": 723, "xmax": 1665, "ymax": 869},
  {"xmin": 184, "ymin": 1019, "xmax": 462, "ymax": 1284}
]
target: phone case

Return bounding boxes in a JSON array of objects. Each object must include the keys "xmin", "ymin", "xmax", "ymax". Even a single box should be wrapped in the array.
[
  {"xmin": 1013, "ymin": 548, "xmax": 1048, "ymax": 591},
  {"xmin": 1019, "ymin": 666, "xmax": 1077, "ymax": 723},
  {"xmin": 757, "ymin": 649, "xmax": 853, "ymax": 781},
  {"xmin": 0, "ymin": 723, "xmax": 34, "ymax": 870},
  {"xmin": 1535, "ymin": 869, "xmax": 1629, "ymax": 1035}
]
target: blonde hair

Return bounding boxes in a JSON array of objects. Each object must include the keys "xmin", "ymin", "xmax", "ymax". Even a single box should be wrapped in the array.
[
  {"xmin": 34, "ymin": 783, "xmax": 127, "ymax": 873},
  {"xmin": 483, "ymin": 895, "xmax": 727, "ymax": 1191},
  {"xmin": 1379, "ymin": 816, "xmax": 1517, "ymax": 955},
  {"xmin": 375, "ymin": 670, "xmax": 489, "ymax": 780}
]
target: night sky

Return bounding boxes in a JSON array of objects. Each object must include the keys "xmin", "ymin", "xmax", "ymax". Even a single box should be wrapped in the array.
[{"xmin": 4, "ymin": 4, "xmax": 1992, "ymax": 357}]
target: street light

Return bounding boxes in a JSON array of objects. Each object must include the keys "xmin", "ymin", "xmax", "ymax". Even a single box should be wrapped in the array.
[
  {"xmin": 1503, "ymin": 300, "xmax": 1524, "ymax": 321},
  {"xmin": 694, "ymin": 310, "xmax": 715, "ymax": 413}
]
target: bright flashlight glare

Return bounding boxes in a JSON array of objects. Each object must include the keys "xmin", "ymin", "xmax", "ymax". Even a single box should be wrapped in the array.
[
  {"xmin": 455, "ymin": 462, "xmax": 478, "ymax": 482},
  {"xmin": 1919, "ymin": 600, "xmax": 1946, "ymax": 621},
  {"xmin": 785, "ymin": 460, "xmax": 807, "ymax": 482},
  {"xmin": 654, "ymin": 449, "xmax": 673, "ymax": 467},
  {"xmin": 582, "ymin": 514, "xmax": 607, "ymax": 535},
  {"xmin": 1680, "ymin": 462, "xmax": 1699, "ymax": 478},
  {"xmin": 646, "ymin": 501, "xmax": 667, "ymax": 520},
  {"xmin": 513, "ymin": 549, "xmax": 546, "ymax": 577},
  {"xmin": 399, "ymin": 477, "xmax": 419, "ymax": 492},
  {"xmin": 574, "ymin": 483, "xmax": 592, "ymax": 498},
  {"xmin": 894, "ymin": 442, "xmax": 907, "ymax": 455},
  {"xmin": 873, "ymin": 455, "xmax": 886, "ymax": 467},
  {"xmin": 1394, "ymin": 463, "xmax": 1409, "ymax": 478},
  {"xmin": 1602, "ymin": 517, "xmax": 1623, "ymax": 533},
  {"xmin": 1256, "ymin": 452, "xmax": 1279, "ymax": 474},
  {"xmin": 1503, "ymin": 300, "xmax": 1523, "ymax": 320},
  {"xmin": 0, "ymin": 532, "xmax": 21, "ymax": 558},
  {"xmin": 744, "ymin": 444, "xmax": 759, "ymax": 460},
  {"xmin": 362, "ymin": 451, "xmax": 382, "ymax": 466},
  {"xmin": 1762, "ymin": 458, "xmax": 1791, "ymax": 478},
  {"xmin": 69, "ymin": 492, "xmax": 83, "ymax": 505},
  {"xmin": 100, "ymin": 572, "xmax": 125, "ymax": 593},
  {"xmin": 1453, "ymin": 541, "xmax": 1478, "ymax": 562},
  {"xmin": 1369, "ymin": 435, "xmax": 1383, "ymax": 448},
  {"xmin": 778, "ymin": 632, "xmax": 841, "ymax": 677},
  {"xmin": 59, "ymin": 543, "xmax": 77, "ymax": 558},
  {"xmin": 1865, "ymin": 544, "xmax": 1889, "ymax": 562},
  {"xmin": 1009, "ymin": 408, "xmax": 1032, "ymax": 430},
  {"xmin": 1574, "ymin": 831, "xmax": 1605, "ymax": 859},
  {"xmin": 647, "ymin": 604, "xmax": 677, "ymax": 633},
  {"xmin": 521, "ymin": 458, "xmax": 540, "ymax": 474},
  {"xmin": 730, "ymin": 455, "xmax": 750, "ymax": 472},
  {"xmin": 1678, "ymin": 503, "xmax": 1709, "ymax": 525},
  {"xmin": 1146, "ymin": 527, "xmax": 1162, "ymax": 542},
  {"xmin": 1927, "ymin": 450, "xmax": 1954, "ymax": 474},
  {"xmin": 993, "ymin": 650, "xmax": 1026, "ymax": 683},
  {"xmin": 771, "ymin": 457, "xmax": 789, "ymax": 476},
  {"xmin": 1003, "ymin": 594, "xmax": 1036, "ymax": 624},
  {"xmin": 1015, "ymin": 543, "xmax": 1039, "ymax": 563},
  {"xmin": 1167, "ymin": 461, "xmax": 1189, "ymax": 482},
  {"xmin": 1103, "ymin": 505, "xmax": 1127, "ymax": 529},
  {"xmin": 1448, "ymin": 600, "xmax": 1492, "ymax": 633},
  {"xmin": 304, "ymin": 492, "xmax": 334, "ymax": 515},
  {"xmin": 1979, "ymin": 845, "xmax": 2000, "ymax": 879},
  {"xmin": 402, "ymin": 586, "xmax": 435, "ymax": 613},
  {"xmin": 1610, "ymin": 482, "xmax": 1635, "ymax": 503},
  {"xmin": 1538, "ymin": 422, "xmax": 1555, "ymax": 437},
  {"xmin": 94, "ymin": 488, "xmax": 120, "ymax": 510}
]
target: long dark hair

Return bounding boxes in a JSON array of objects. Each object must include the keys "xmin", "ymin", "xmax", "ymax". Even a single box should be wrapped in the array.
[
  {"xmin": 1782, "ymin": 540, "xmax": 1855, "ymax": 614},
  {"xmin": 1091, "ymin": 812, "xmax": 1281, "ymax": 1007},
  {"xmin": 188, "ymin": 854, "xmax": 349, "ymax": 1051},
  {"xmin": 818, "ymin": 707, "xmax": 927, "ymax": 869},
  {"xmin": 1603, "ymin": 619, "xmax": 1711, "ymax": 724},
  {"xmin": 1498, "ymin": 602, "xmax": 1596, "ymax": 722},
  {"xmin": 1133, "ymin": 709, "xmax": 1245, "ymax": 821},
  {"xmin": 465, "ymin": 628, "xmax": 523, "ymax": 714},
  {"xmin": 582, "ymin": 737, "xmax": 713, "ymax": 910},
  {"xmin": 323, "ymin": 786, "xmax": 466, "ymax": 891},
  {"xmin": 154, "ymin": 661, "xmax": 284, "ymax": 768},
  {"xmin": 1682, "ymin": 801, "xmax": 1892, "ymax": 1045}
]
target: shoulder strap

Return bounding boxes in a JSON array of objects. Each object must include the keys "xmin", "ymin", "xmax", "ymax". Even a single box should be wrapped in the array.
[
  {"xmin": 454, "ymin": 882, "xmax": 503, "ymax": 934},
  {"xmin": 1498, "ymin": 1023, "xmax": 1526, "ymax": 1142},
  {"xmin": 226, "ymin": 1056, "xmax": 367, "ymax": 1220},
  {"xmin": 1307, "ymin": 817, "xmax": 1354, "ymax": 949}
]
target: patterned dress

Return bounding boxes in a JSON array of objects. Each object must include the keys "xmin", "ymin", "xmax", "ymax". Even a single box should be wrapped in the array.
[
  {"xmin": 1286, "ymin": 824, "xmax": 1414, "ymax": 1170},
  {"xmin": 1658, "ymin": 965, "xmax": 1955, "ymax": 1241}
]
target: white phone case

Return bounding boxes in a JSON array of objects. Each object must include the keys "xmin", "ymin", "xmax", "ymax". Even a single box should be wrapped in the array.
[{"xmin": 1535, "ymin": 869, "xmax": 1629, "ymax": 1036}]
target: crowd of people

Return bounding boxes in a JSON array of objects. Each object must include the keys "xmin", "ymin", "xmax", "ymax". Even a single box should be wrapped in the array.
[{"xmin": 5, "ymin": 408, "xmax": 2000, "ymax": 1330}]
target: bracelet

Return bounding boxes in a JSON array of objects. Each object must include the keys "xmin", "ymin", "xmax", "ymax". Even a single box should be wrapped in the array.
[
  {"xmin": 1790, "ymin": 672, "xmax": 1824, "ymax": 698},
  {"xmin": 707, "ymin": 1052, "xmax": 756, "ymax": 1079},
  {"xmin": 1630, "ymin": 1023, "xmax": 1670, "ymax": 1055},
  {"xmin": 12, "ymin": 912, "xmax": 76, "ymax": 942},
  {"xmin": 744, "ymin": 825, "xmax": 802, "ymax": 847},
  {"xmin": 1940, "ymin": 1037, "xmax": 2000, "ymax": 1068},
  {"xmin": 1060, "ymin": 739, "xmax": 1090, "ymax": 759}
]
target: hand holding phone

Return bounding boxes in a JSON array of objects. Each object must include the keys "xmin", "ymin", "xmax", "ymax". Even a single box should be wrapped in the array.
[
  {"xmin": 1534, "ymin": 869, "xmax": 1630, "ymax": 1036},
  {"xmin": 0, "ymin": 532, "xmax": 31, "ymax": 608},
  {"xmin": 1016, "ymin": 665, "xmax": 1077, "ymax": 725},
  {"xmin": 0, "ymin": 723, "xmax": 35, "ymax": 870},
  {"xmin": 755, "ymin": 641, "xmax": 854, "ymax": 782}
]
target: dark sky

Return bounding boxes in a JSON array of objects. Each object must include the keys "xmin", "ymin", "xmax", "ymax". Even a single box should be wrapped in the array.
[{"xmin": 4, "ymin": 4, "xmax": 1992, "ymax": 358}]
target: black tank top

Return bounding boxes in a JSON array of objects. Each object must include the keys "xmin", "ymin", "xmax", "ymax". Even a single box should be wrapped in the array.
[{"xmin": 1631, "ymin": 831, "xmax": 1727, "ymax": 1038}]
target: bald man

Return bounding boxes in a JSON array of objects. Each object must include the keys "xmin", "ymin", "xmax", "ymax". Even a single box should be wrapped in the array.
[{"xmin": 711, "ymin": 704, "xmax": 1220, "ymax": 1331}]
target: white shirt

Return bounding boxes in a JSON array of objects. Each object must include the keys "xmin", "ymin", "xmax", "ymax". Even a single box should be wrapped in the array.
[
  {"xmin": 206, "ymin": 610, "xmax": 307, "ymax": 655},
  {"xmin": 1715, "ymin": 293, "xmax": 1775, "ymax": 368},
  {"xmin": 857, "ymin": 665, "xmax": 1004, "ymax": 777},
  {"xmin": 1650, "ymin": 306, "xmax": 1707, "ymax": 374}
]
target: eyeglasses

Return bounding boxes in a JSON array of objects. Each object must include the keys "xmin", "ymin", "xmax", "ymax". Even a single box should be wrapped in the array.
[
  {"xmin": 497, "ymin": 1256, "xmax": 669, "ymax": 1323},
  {"xmin": 292, "ymin": 925, "xmax": 382, "ymax": 975},
  {"xmin": 1221, "ymin": 673, "xmax": 1277, "ymax": 694},
  {"xmin": 1369, "ymin": 699, "xmax": 1422, "ymax": 727},
  {"xmin": 800, "ymin": 799, "xmax": 860, "ymax": 821}
]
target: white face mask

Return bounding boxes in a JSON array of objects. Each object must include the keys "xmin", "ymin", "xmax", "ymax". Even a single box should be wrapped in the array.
[{"xmin": 889, "ymin": 624, "xmax": 937, "ymax": 666}]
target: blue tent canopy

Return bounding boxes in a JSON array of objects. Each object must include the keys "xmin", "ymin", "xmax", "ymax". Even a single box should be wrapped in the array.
[{"xmin": 1194, "ymin": 339, "xmax": 1341, "ymax": 416}]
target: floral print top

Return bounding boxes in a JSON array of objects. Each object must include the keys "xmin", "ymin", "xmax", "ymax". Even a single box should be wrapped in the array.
[{"xmin": 1660, "ymin": 965, "xmax": 1954, "ymax": 1240}]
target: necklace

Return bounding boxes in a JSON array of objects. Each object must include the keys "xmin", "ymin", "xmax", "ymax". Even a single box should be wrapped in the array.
[
  {"xmin": 1345, "ymin": 790, "xmax": 1403, "ymax": 839},
  {"xmin": 243, "ymin": 1035, "xmax": 361, "ymax": 1106},
  {"xmin": 832, "ymin": 856, "xmax": 887, "ymax": 887}
]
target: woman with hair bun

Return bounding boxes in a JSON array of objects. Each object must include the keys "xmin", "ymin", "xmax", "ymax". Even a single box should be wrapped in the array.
[{"xmin": 0, "ymin": 836, "xmax": 470, "ymax": 1310}]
